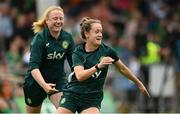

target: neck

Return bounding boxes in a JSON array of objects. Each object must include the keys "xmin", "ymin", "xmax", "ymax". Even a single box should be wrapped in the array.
[
  {"xmin": 85, "ymin": 42, "xmax": 99, "ymax": 52},
  {"xmin": 49, "ymin": 30, "xmax": 61, "ymax": 39}
]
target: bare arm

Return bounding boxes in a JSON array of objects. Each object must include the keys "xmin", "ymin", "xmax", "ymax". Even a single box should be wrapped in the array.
[
  {"xmin": 74, "ymin": 66, "xmax": 97, "ymax": 81},
  {"xmin": 31, "ymin": 69, "xmax": 47, "ymax": 87},
  {"xmin": 31, "ymin": 68, "xmax": 58, "ymax": 94},
  {"xmin": 114, "ymin": 60, "xmax": 150, "ymax": 97},
  {"xmin": 74, "ymin": 57, "xmax": 114, "ymax": 81}
]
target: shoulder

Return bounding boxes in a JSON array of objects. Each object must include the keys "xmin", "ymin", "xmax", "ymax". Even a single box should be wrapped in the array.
[
  {"xmin": 100, "ymin": 43, "xmax": 110, "ymax": 49},
  {"xmin": 34, "ymin": 28, "xmax": 47, "ymax": 41},
  {"xmin": 31, "ymin": 32, "xmax": 44, "ymax": 46},
  {"xmin": 37, "ymin": 28, "xmax": 47, "ymax": 38},
  {"xmin": 72, "ymin": 43, "xmax": 85, "ymax": 60},
  {"xmin": 100, "ymin": 43, "xmax": 113, "ymax": 51},
  {"xmin": 100, "ymin": 43, "xmax": 118, "ymax": 55},
  {"xmin": 74, "ymin": 43, "xmax": 84, "ymax": 52}
]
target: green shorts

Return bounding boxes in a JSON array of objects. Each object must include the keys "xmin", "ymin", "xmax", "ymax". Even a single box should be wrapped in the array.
[
  {"xmin": 59, "ymin": 92, "xmax": 103, "ymax": 113},
  {"xmin": 23, "ymin": 77, "xmax": 67, "ymax": 107}
]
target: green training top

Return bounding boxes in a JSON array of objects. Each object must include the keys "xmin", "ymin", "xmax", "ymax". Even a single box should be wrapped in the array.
[
  {"xmin": 63, "ymin": 43, "xmax": 119, "ymax": 94},
  {"xmin": 24, "ymin": 27, "xmax": 75, "ymax": 84}
]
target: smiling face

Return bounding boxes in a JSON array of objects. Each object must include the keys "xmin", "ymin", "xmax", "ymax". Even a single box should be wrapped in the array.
[
  {"xmin": 86, "ymin": 23, "xmax": 103, "ymax": 46},
  {"xmin": 46, "ymin": 9, "xmax": 64, "ymax": 33}
]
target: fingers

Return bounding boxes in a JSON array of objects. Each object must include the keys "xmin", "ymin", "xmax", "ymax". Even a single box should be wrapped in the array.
[
  {"xmin": 45, "ymin": 83, "xmax": 58, "ymax": 94},
  {"xmin": 138, "ymin": 84, "xmax": 151, "ymax": 98},
  {"xmin": 98, "ymin": 57, "xmax": 114, "ymax": 69},
  {"xmin": 103, "ymin": 57, "xmax": 114, "ymax": 62},
  {"xmin": 103, "ymin": 61, "xmax": 114, "ymax": 64},
  {"xmin": 141, "ymin": 87, "xmax": 151, "ymax": 98},
  {"xmin": 105, "ymin": 57, "xmax": 114, "ymax": 62},
  {"xmin": 47, "ymin": 88, "xmax": 59, "ymax": 95},
  {"xmin": 145, "ymin": 90, "xmax": 151, "ymax": 98},
  {"xmin": 48, "ymin": 83, "xmax": 56, "ymax": 88},
  {"xmin": 101, "ymin": 57, "xmax": 114, "ymax": 64}
]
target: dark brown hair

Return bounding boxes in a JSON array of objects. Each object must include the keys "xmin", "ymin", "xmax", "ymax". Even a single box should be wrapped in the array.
[{"xmin": 80, "ymin": 17, "xmax": 101, "ymax": 40}]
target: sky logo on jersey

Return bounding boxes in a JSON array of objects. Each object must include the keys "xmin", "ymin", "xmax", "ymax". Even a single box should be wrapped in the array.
[
  {"xmin": 92, "ymin": 70, "xmax": 102, "ymax": 79},
  {"xmin": 47, "ymin": 51, "xmax": 65, "ymax": 60},
  {"xmin": 62, "ymin": 40, "xmax": 69, "ymax": 49}
]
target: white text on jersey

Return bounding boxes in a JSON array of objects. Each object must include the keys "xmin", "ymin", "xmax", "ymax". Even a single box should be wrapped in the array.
[{"xmin": 47, "ymin": 51, "xmax": 65, "ymax": 60}]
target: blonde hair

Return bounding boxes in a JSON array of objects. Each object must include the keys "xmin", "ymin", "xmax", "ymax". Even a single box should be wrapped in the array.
[
  {"xmin": 80, "ymin": 17, "xmax": 101, "ymax": 40},
  {"xmin": 32, "ymin": 6, "xmax": 63, "ymax": 33}
]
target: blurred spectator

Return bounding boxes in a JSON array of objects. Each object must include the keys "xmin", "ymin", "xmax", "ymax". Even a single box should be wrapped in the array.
[
  {"xmin": 168, "ymin": 12, "xmax": 180, "ymax": 112},
  {"xmin": 5, "ymin": 35, "xmax": 25, "ymax": 76},
  {"xmin": 0, "ymin": 0, "xmax": 179, "ymax": 113},
  {"xmin": 13, "ymin": 14, "xmax": 33, "ymax": 42},
  {"xmin": 0, "ymin": 3, "xmax": 13, "ymax": 38},
  {"xmin": 0, "ymin": 3, "xmax": 13, "ymax": 51},
  {"xmin": 0, "ymin": 78, "xmax": 12, "ymax": 113},
  {"xmin": 149, "ymin": 0, "xmax": 167, "ymax": 19}
]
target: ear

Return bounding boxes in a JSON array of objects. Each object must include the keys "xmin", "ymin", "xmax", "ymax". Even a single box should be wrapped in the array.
[
  {"xmin": 45, "ymin": 18, "xmax": 49, "ymax": 25},
  {"xmin": 84, "ymin": 31, "xmax": 89, "ymax": 38}
]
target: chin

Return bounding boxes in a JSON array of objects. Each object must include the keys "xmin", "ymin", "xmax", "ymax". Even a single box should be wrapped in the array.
[
  {"xmin": 95, "ymin": 41, "xmax": 101, "ymax": 46},
  {"xmin": 97, "ymin": 40, "xmax": 102, "ymax": 44},
  {"xmin": 53, "ymin": 29, "xmax": 61, "ymax": 32}
]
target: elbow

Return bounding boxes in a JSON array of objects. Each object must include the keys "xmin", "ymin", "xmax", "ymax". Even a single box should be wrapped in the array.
[
  {"xmin": 76, "ymin": 75, "xmax": 85, "ymax": 82},
  {"xmin": 31, "ymin": 68, "xmax": 38, "ymax": 73},
  {"xmin": 31, "ymin": 68, "xmax": 36, "ymax": 74}
]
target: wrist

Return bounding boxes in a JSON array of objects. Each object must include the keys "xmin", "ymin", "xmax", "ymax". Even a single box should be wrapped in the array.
[{"xmin": 95, "ymin": 64, "xmax": 100, "ymax": 71}]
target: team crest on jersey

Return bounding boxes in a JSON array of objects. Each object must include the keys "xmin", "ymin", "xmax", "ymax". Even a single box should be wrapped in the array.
[
  {"xmin": 27, "ymin": 98, "xmax": 32, "ymax": 104},
  {"xmin": 62, "ymin": 41, "xmax": 69, "ymax": 49},
  {"xmin": 60, "ymin": 98, "xmax": 66, "ymax": 104}
]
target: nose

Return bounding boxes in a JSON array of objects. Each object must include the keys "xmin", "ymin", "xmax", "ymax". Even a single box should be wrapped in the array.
[
  {"xmin": 56, "ymin": 17, "xmax": 64, "ymax": 23},
  {"xmin": 99, "ymin": 33, "xmax": 102, "ymax": 37},
  {"xmin": 56, "ymin": 19, "xmax": 61, "ymax": 23}
]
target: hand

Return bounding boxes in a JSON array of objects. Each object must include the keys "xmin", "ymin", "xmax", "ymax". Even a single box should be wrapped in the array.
[
  {"xmin": 137, "ymin": 82, "xmax": 151, "ymax": 98},
  {"xmin": 98, "ymin": 57, "xmax": 114, "ymax": 69},
  {"xmin": 43, "ymin": 83, "xmax": 59, "ymax": 94},
  {"xmin": 47, "ymin": 88, "xmax": 59, "ymax": 95}
]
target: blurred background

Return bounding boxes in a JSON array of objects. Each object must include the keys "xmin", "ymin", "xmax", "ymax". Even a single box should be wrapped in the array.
[{"xmin": 0, "ymin": 0, "xmax": 179, "ymax": 113}]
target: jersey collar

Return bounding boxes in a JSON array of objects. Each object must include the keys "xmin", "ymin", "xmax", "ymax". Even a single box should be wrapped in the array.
[
  {"xmin": 82, "ymin": 43, "xmax": 101, "ymax": 54},
  {"xmin": 46, "ymin": 27, "xmax": 63, "ymax": 40}
]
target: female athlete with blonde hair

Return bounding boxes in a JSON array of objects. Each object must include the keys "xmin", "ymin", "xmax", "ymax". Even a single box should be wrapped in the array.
[{"xmin": 23, "ymin": 6, "xmax": 75, "ymax": 113}]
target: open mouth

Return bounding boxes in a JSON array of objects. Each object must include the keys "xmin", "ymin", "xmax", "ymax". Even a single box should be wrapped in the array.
[
  {"xmin": 96, "ymin": 37, "xmax": 102, "ymax": 41},
  {"xmin": 55, "ymin": 23, "xmax": 62, "ymax": 28},
  {"xmin": 55, "ymin": 25, "xmax": 61, "ymax": 28}
]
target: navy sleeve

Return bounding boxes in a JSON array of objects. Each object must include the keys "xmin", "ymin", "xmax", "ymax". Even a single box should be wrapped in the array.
[
  {"xmin": 72, "ymin": 50, "xmax": 85, "ymax": 68},
  {"xmin": 107, "ymin": 47, "xmax": 119, "ymax": 63},
  {"xmin": 29, "ymin": 34, "xmax": 44, "ymax": 71}
]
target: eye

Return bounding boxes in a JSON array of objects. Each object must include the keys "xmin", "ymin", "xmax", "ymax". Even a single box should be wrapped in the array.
[
  {"xmin": 51, "ymin": 17, "xmax": 64, "ymax": 21},
  {"xmin": 95, "ymin": 29, "xmax": 102, "ymax": 34},
  {"xmin": 59, "ymin": 17, "xmax": 64, "ymax": 20},
  {"xmin": 52, "ymin": 17, "xmax": 58, "ymax": 20}
]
